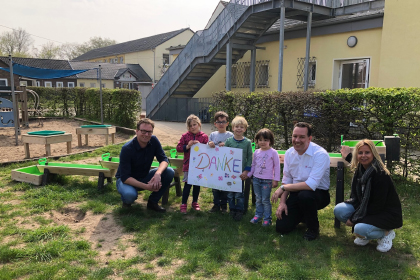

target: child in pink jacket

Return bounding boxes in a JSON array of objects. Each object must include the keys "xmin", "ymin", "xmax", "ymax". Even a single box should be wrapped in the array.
[{"xmin": 176, "ymin": 114, "xmax": 208, "ymax": 214}]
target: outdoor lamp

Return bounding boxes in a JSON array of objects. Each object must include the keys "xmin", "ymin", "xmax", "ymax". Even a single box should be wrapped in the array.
[{"xmin": 347, "ymin": 36, "xmax": 358, "ymax": 48}]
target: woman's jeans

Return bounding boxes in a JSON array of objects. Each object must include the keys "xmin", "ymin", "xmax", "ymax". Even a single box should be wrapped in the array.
[
  {"xmin": 252, "ymin": 177, "xmax": 272, "ymax": 222},
  {"xmin": 334, "ymin": 202, "xmax": 386, "ymax": 240}
]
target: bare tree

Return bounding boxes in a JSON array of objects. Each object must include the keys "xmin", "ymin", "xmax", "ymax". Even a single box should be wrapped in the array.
[
  {"xmin": 0, "ymin": 27, "xmax": 33, "ymax": 56},
  {"xmin": 59, "ymin": 42, "xmax": 80, "ymax": 60},
  {"xmin": 34, "ymin": 42, "xmax": 61, "ymax": 59},
  {"xmin": 75, "ymin": 37, "xmax": 117, "ymax": 57}
]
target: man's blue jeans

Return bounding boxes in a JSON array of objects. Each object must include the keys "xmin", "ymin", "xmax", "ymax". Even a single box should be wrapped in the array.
[
  {"xmin": 252, "ymin": 177, "xmax": 273, "ymax": 222},
  {"xmin": 116, "ymin": 167, "xmax": 174, "ymax": 204},
  {"xmin": 334, "ymin": 202, "xmax": 386, "ymax": 240}
]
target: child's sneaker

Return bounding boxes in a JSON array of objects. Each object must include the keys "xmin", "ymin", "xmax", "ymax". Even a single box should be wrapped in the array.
[
  {"xmin": 354, "ymin": 237, "xmax": 370, "ymax": 246},
  {"xmin": 180, "ymin": 204, "xmax": 187, "ymax": 214},
  {"xmin": 234, "ymin": 212, "xmax": 243, "ymax": 221},
  {"xmin": 221, "ymin": 204, "xmax": 228, "ymax": 214},
  {"xmin": 250, "ymin": 216, "xmax": 260, "ymax": 224},
  {"xmin": 208, "ymin": 204, "xmax": 220, "ymax": 213},
  {"xmin": 376, "ymin": 230, "xmax": 395, "ymax": 252},
  {"xmin": 192, "ymin": 202, "xmax": 200, "ymax": 211},
  {"xmin": 262, "ymin": 220, "xmax": 272, "ymax": 227}
]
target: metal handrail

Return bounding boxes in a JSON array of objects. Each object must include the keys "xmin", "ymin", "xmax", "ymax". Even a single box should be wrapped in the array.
[{"xmin": 146, "ymin": 1, "xmax": 249, "ymax": 115}]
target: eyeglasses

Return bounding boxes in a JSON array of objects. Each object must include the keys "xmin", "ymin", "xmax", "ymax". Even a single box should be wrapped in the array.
[
  {"xmin": 139, "ymin": 129, "xmax": 153, "ymax": 135},
  {"xmin": 215, "ymin": 121, "xmax": 227, "ymax": 124}
]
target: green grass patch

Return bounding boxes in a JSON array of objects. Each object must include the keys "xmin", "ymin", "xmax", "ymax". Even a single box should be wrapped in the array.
[{"xmin": 0, "ymin": 146, "xmax": 419, "ymax": 279}]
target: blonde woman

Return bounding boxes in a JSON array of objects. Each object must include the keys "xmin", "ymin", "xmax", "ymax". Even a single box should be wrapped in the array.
[{"xmin": 334, "ymin": 139, "xmax": 403, "ymax": 252}]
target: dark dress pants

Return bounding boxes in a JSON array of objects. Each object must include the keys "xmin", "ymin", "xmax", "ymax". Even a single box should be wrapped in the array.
[{"xmin": 275, "ymin": 189, "xmax": 330, "ymax": 234}]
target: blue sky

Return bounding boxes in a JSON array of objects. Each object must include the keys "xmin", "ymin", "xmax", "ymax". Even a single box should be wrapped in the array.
[{"xmin": 1, "ymin": 0, "xmax": 222, "ymax": 48}]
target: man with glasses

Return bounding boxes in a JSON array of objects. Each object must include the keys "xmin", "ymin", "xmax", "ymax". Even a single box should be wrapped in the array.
[{"xmin": 115, "ymin": 118, "xmax": 174, "ymax": 212}]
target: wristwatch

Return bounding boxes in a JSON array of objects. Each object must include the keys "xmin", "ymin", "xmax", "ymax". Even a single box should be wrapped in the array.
[{"xmin": 280, "ymin": 185, "xmax": 285, "ymax": 191}]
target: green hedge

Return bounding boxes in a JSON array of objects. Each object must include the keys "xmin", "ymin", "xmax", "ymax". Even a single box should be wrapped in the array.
[
  {"xmin": 211, "ymin": 87, "xmax": 420, "ymax": 178},
  {"xmin": 27, "ymin": 87, "xmax": 140, "ymax": 128}
]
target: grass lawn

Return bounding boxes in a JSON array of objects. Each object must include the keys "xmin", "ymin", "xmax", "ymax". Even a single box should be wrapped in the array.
[{"xmin": 0, "ymin": 144, "xmax": 419, "ymax": 279}]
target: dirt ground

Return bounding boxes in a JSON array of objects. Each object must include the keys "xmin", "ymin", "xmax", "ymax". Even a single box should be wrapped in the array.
[
  {"xmin": 2, "ymin": 119, "xmax": 187, "ymax": 273},
  {"xmin": 0, "ymin": 119, "xmax": 182, "ymax": 163}
]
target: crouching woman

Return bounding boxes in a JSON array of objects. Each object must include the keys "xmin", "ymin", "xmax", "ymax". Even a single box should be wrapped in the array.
[{"xmin": 334, "ymin": 139, "xmax": 402, "ymax": 252}]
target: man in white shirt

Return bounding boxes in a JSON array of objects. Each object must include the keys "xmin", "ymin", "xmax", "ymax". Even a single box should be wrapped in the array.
[{"xmin": 271, "ymin": 122, "xmax": 330, "ymax": 241}]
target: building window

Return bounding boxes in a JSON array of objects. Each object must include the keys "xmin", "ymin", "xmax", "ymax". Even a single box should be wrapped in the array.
[
  {"xmin": 80, "ymin": 83, "xmax": 85, "ymax": 87},
  {"xmin": 101, "ymin": 83, "xmax": 106, "ymax": 88},
  {"xmin": 45, "ymin": 82, "xmax": 52, "ymax": 87},
  {"xmin": 67, "ymin": 82, "xmax": 75, "ymax": 88},
  {"xmin": 0, "ymin": 79, "xmax": 8, "ymax": 86},
  {"xmin": 56, "ymin": 82, "xmax": 64, "ymax": 88},
  {"xmin": 36, "ymin": 81, "xmax": 40, "ymax": 87},
  {"xmin": 119, "ymin": 57, "xmax": 124, "ymax": 63},
  {"xmin": 229, "ymin": 60, "xmax": 270, "ymax": 88},
  {"xmin": 90, "ymin": 83, "xmax": 96, "ymax": 88},
  {"xmin": 340, "ymin": 59, "xmax": 370, "ymax": 89},
  {"xmin": 163, "ymin": 54, "xmax": 169, "ymax": 65},
  {"xmin": 296, "ymin": 57, "xmax": 316, "ymax": 89},
  {"xmin": 19, "ymin": 81, "xmax": 28, "ymax": 86}
]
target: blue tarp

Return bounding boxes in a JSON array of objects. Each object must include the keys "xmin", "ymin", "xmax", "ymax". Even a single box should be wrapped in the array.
[{"xmin": 0, "ymin": 63, "xmax": 90, "ymax": 79}]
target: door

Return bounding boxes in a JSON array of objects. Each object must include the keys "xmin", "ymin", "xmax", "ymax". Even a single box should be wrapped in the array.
[{"xmin": 339, "ymin": 59, "xmax": 370, "ymax": 89}]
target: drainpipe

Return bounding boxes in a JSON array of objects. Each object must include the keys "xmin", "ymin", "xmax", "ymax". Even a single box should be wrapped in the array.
[{"xmin": 152, "ymin": 48, "xmax": 156, "ymax": 85}]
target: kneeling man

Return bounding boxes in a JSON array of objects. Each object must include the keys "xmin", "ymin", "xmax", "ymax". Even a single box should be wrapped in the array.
[
  {"xmin": 115, "ymin": 118, "xmax": 174, "ymax": 212},
  {"xmin": 271, "ymin": 122, "xmax": 330, "ymax": 240}
]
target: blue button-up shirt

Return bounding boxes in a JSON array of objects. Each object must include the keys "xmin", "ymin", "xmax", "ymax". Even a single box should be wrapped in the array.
[{"xmin": 115, "ymin": 135, "xmax": 168, "ymax": 182}]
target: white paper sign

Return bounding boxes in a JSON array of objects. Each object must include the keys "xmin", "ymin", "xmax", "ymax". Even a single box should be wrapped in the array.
[{"xmin": 187, "ymin": 143, "xmax": 243, "ymax": 192}]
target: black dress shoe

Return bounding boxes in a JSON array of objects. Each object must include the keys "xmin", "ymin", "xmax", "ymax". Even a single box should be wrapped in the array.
[
  {"xmin": 122, "ymin": 202, "xmax": 132, "ymax": 209},
  {"xmin": 303, "ymin": 228, "xmax": 319, "ymax": 241},
  {"xmin": 147, "ymin": 201, "xmax": 166, "ymax": 213}
]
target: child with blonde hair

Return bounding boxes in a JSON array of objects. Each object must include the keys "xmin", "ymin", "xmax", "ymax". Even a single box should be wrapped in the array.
[
  {"xmin": 176, "ymin": 114, "xmax": 209, "ymax": 214},
  {"xmin": 224, "ymin": 116, "xmax": 253, "ymax": 221}
]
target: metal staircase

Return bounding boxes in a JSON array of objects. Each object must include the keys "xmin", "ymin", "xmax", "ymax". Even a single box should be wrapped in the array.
[{"xmin": 146, "ymin": 0, "xmax": 385, "ymax": 119}]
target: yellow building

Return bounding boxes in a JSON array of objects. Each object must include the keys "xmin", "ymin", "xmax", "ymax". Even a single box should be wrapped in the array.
[
  {"xmin": 147, "ymin": 0, "xmax": 420, "ymax": 120},
  {"xmin": 194, "ymin": 0, "xmax": 420, "ymax": 97}
]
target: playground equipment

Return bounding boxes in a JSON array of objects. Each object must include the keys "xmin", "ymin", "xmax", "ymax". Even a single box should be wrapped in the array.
[
  {"xmin": 100, "ymin": 153, "xmax": 182, "ymax": 205},
  {"xmin": 76, "ymin": 125, "xmax": 116, "ymax": 147},
  {"xmin": 11, "ymin": 158, "xmax": 116, "ymax": 189},
  {"xmin": 0, "ymin": 97, "xmax": 14, "ymax": 127},
  {"xmin": 0, "ymin": 86, "xmax": 42, "ymax": 147},
  {"xmin": 21, "ymin": 130, "xmax": 72, "ymax": 158}
]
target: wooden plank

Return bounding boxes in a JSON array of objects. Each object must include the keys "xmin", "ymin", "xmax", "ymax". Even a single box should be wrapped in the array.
[
  {"xmin": 37, "ymin": 165, "xmax": 113, "ymax": 177},
  {"xmin": 66, "ymin": 141, "xmax": 72, "ymax": 154},
  {"xmin": 168, "ymin": 158, "xmax": 183, "ymax": 170},
  {"xmin": 45, "ymin": 133, "xmax": 72, "ymax": 144},
  {"xmin": 77, "ymin": 134, "xmax": 82, "ymax": 147},
  {"xmin": 76, "ymin": 127, "xmax": 116, "ymax": 135},
  {"xmin": 22, "ymin": 133, "xmax": 72, "ymax": 145},
  {"xmin": 24, "ymin": 143, "xmax": 30, "ymax": 158},
  {"xmin": 45, "ymin": 144, "xmax": 51, "ymax": 156},
  {"xmin": 11, "ymin": 170, "xmax": 43, "ymax": 185}
]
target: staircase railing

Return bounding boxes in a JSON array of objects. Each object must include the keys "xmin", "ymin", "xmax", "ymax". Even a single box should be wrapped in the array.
[{"xmin": 146, "ymin": 2, "xmax": 249, "ymax": 116}]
